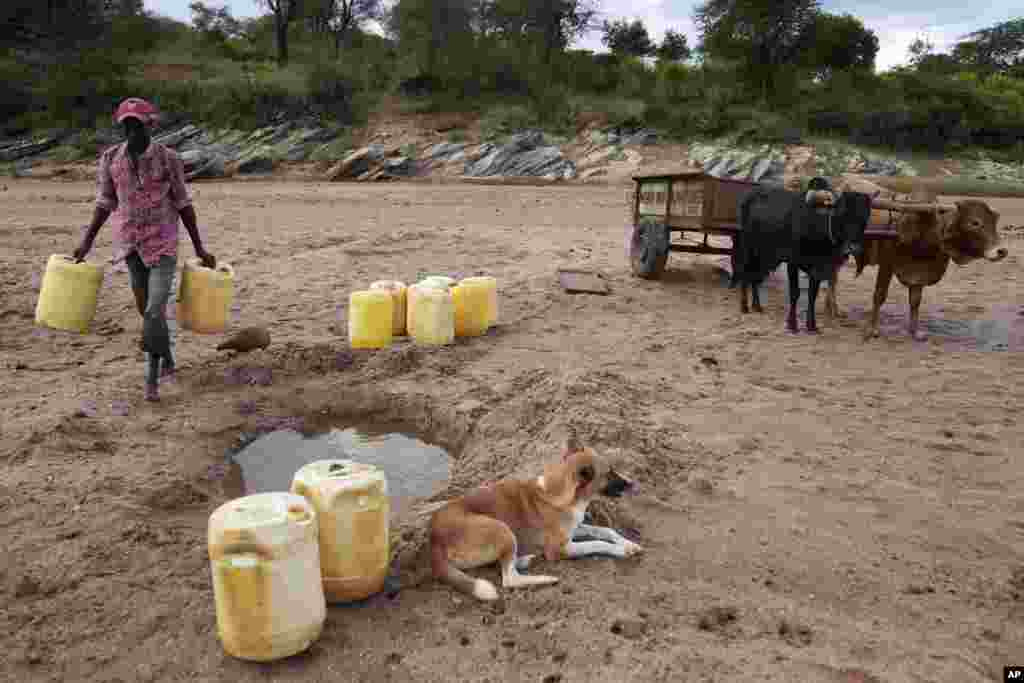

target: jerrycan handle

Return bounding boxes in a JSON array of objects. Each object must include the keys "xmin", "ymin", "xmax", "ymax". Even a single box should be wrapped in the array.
[
  {"xmin": 58, "ymin": 254, "xmax": 92, "ymax": 266},
  {"xmin": 210, "ymin": 541, "xmax": 274, "ymax": 562},
  {"xmin": 286, "ymin": 502, "xmax": 315, "ymax": 526},
  {"xmin": 189, "ymin": 257, "xmax": 234, "ymax": 277}
]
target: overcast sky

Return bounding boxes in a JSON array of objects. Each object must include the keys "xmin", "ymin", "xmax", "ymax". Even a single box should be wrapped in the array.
[{"xmin": 146, "ymin": 1, "xmax": 1020, "ymax": 72}]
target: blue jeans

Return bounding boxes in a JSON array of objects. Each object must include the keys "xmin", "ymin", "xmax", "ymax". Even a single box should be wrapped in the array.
[{"xmin": 125, "ymin": 251, "xmax": 177, "ymax": 386}]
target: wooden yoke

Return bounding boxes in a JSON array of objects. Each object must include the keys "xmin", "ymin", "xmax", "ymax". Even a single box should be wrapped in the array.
[
  {"xmin": 870, "ymin": 197, "xmax": 957, "ymax": 214},
  {"xmin": 804, "ymin": 191, "xmax": 957, "ymax": 215}
]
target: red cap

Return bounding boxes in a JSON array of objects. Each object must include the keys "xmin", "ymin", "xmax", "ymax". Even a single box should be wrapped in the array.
[{"xmin": 114, "ymin": 97, "xmax": 160, "ymax": 126}]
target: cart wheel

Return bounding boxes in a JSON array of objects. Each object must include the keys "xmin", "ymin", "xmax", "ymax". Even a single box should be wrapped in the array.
[{"xmin": 630, "ymin": 218, "xmax": 669, "ymax": 279}]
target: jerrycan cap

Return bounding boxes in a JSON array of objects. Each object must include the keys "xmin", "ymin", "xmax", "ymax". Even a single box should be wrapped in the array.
[
  {"xmin": 218, "ymin": 491, "xmax": 313, "ymax": 529},
  {"xmin": 417, "ymin": 286, "xmax": 450, "ymax": 300},
  {"xmin": 292, "ymin": 459, "xmax": 386, "ymax": 490},
  {"xmin": 370, "ymin": 280, "xmax": 407, "ymax": 291},
  {"xmin": 419, "ymin": 276, "xmax": 454, "ymax": 289}
]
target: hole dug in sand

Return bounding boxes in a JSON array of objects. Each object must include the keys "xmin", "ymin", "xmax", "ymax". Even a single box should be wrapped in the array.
[{"xmin": 225, "ymin": 420, "xmax": 451, "ymax": 518}]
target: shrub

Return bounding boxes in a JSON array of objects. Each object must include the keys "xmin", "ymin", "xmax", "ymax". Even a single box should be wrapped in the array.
[
  {"xmin": 308, "ymin": 132, "xmax": 355, "ymax": 163},
  {"xmin": 570, "ymin": 96, "xmax": 647, "ymax": 130},
  {"xmin": 480, "ymin": 104, "xmax": 536, "ymax": 139}
]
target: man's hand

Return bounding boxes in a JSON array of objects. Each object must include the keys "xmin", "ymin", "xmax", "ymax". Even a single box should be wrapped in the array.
[
  {"xmin": 72, "ymin": 234, "xmax": 93, "ymax": 262},
  {"xmin": 196, "ymin": 247, "xmax": 216, "ymax": 269}
]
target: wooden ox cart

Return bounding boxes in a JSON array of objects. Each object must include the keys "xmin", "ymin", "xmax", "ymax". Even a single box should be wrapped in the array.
[{"xmin": 626, "ymin": 170, "xmax": 952, "ymax": 279}]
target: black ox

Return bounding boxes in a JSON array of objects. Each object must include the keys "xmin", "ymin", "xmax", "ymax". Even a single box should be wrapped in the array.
[{"xmin": 731, "ymin": 178, "xmax": 876, "ymax": 333}]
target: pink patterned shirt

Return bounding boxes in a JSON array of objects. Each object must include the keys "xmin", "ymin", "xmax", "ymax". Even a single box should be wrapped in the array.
[{"xmin": 95, "ymin": 141, "xmax": 193, "ymax": 266}]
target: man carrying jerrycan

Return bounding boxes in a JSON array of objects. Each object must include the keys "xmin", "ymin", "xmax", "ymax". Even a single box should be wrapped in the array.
[{"xmin": 72, "ymin": 97, "xmax": 217, "ymax": 402}]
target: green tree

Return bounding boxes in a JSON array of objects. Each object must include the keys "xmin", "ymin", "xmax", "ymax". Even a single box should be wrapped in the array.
[
  {"xmin": 388, "ymin": 0, "xmax": 476, "ymax": 80},
  {"xmin": 798, "ymin": 12, "xmax": 878, "ymax": 80},
  {"xmin": 111, "ymin": 0, "xmax": 145, "ymax": 16},
  {"xmin": 694, "ymin": 0, "xmax": 820, "ymax": 103},
  {"xmin": 952, "ymin": 17, "xmax": 1024, "ymax": 74},
  {"xmin": 904, "ymin": 34, "xmax": 959, "ymax": 74},
  {"xmin": 486, "ymin": 0, "xmax": 600, "ymax": 68},
  {"xmin": 256, "ymin": 0, "xmax": 302, "ymax": 66},
  {"xmin": 0, "ymin": 0, "xmax": 106, "ymax": 51},
  {"xmin": 907, "ymin": 35, "xmax": 933, "ymax": 66},
  {"xmin": 190, "ymin": 2, "xmax": 243, "ymax": 49},
  {"xmin": 656, "ymin": 29, "xmax": 690, "ymax": 62},
  {"xmin": 601, "ymin": 18, "xmax": 655, "ymax": 57},
  {"xmin": 315, "ymin": 0, "xmax": 385, "ymax": 55}
]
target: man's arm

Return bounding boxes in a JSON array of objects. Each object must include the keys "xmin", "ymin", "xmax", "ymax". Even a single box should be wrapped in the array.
[
  {"xmin": 74, "ymin": 153, "xmax": 117, "ymax": 260},
  {"xmin": 179, "ymin": 204, "xmax": 204, "ymax": 252},
  {"xmin": 168, "ymin": 148, "xmax": 215, "ymax": 267},
  {"xmin": 80, "ymin": 206, "xmax": 113, "ymax": 246}
]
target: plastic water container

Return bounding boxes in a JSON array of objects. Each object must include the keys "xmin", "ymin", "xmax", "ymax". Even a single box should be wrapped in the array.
[
  {"xmin": 348, "ymin": 290, "xmax": 394, "ymax": 349},
  {"xmin": 291, "ymin": 459, "xmax": 390, "ymax": 603},
  {"xmin": 34, "ymin": 255, "xmax": 104, "ymax": 334},
  {"xmin": 177, "ymin": 258, "xmax": 234, "ymax": 334},
  {"xmin": 458, "ymin": 276, "xmax": 498, "ymax": 328},
  {"xmin": 410, "ymin": 286, "xmax": 454, "ymax": 346},
  {"xmin": 452, "ymin": 281, "xmax": 490, "ymax": 337},
  {"xmin": 207, "ymin": 492, "xmax": 325, "ymax": 662},
  {"xmin": 369, "ymin": 280, "xmax": 407, "ymax": 336},
  {"xmin": 406, "ymin": 279, "xmax": 449, "ymax": 337}
]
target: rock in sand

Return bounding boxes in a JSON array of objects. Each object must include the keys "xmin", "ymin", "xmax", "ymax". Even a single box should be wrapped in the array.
[{"xmin": 216, "ymin": 326, "xmax": 271, "ymax": 353}]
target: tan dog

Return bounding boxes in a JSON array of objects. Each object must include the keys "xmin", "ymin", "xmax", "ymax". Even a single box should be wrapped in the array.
[{"xmin": 429, "ymin": 437, "xmax": 642, "ymax": 601}]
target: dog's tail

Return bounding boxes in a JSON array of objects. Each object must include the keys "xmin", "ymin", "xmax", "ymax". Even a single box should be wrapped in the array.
[
  {"xmin": 412, "ymin": 499, "xmax": 451, "ymax": 518},
  {"xmin": 430, "ymin": 535, "xmax": 499, "ymax": 602}
]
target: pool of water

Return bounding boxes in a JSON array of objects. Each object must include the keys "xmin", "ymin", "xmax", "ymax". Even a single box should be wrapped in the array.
[
  {"xmin": 224, "ymin": 422, "xmax": 450, "ymax": 517},
  {"xmin": 842, "ymin": 303, "xmax": 1023, "ymax": 351}
]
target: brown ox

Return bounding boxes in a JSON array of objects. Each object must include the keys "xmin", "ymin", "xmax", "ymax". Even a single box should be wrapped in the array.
[{"xmin": 841, "ymin": 183, "xmax": 1008, "ymax": 341}]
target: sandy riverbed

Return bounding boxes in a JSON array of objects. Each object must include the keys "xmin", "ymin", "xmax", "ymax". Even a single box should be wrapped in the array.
[{"xmin": 1, "ymin": 179, "xmax": 1022, "ymax": 683}]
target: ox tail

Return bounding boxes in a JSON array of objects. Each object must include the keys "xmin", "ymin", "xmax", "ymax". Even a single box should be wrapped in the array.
[
  {"xmin": 728, "ymin": 233, "xmax": 740, "ymax": 288},
  {"xmin": 731, "ymin": 193, "xmax": 755, "ymax": 287}
]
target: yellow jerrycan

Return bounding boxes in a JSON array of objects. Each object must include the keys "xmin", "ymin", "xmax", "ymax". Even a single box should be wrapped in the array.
[
  {"xmin": 458, "ymin": 276, "xmax": 498, "ymax": 328},
  {"xmin": 207, "ymin": 492, "xmax": 326, "ymax": 662},
  {"xmin": 409, "ymin": 286, "xmax": 454, "ymax": 346},
  {"xmin": 368, "ymin": 280, "xmax": 407, "ymax": 336},
  {"xmin": 406, "ymin": 278, "xmax": 449, "ymax": 337},
  {"xmin": 452, "ymin": 278, "xmax": 493, "ymax": 337},
  {"xmin": 348, "ymin": 289, "xmax": 394, "ymax": 349},
  {"xmin": 291, "ymin": 459, "xmax": 390, "ymax": 603},
  {"xmin": 177, "ymin": 258, "xmax": 234, "ymax": 334},
  {"xmin": 34, "ymin": 255, "xmax": 105, "ymax": 334}
]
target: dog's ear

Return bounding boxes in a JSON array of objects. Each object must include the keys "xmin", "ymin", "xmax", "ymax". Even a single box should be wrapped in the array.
[
  {"xmin": 562, "ymin": 433, "xmax": 580, "ymax": 461},
  {"xmin": 541, "ymin": 459, "xmax": 577, "ymax": 508}
]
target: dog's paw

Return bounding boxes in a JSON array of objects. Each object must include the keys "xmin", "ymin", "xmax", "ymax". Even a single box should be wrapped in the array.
[
  {"xmin": 472, "ymin": 579, "xmax": 500, "ymax": 601},
  {"xmin": 622, "ymin": 540, "xmax": 644, "ymax": 557},
  {"xmin": 515, "ymin": 554, "xmax": 536, "ymax": 571}
]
